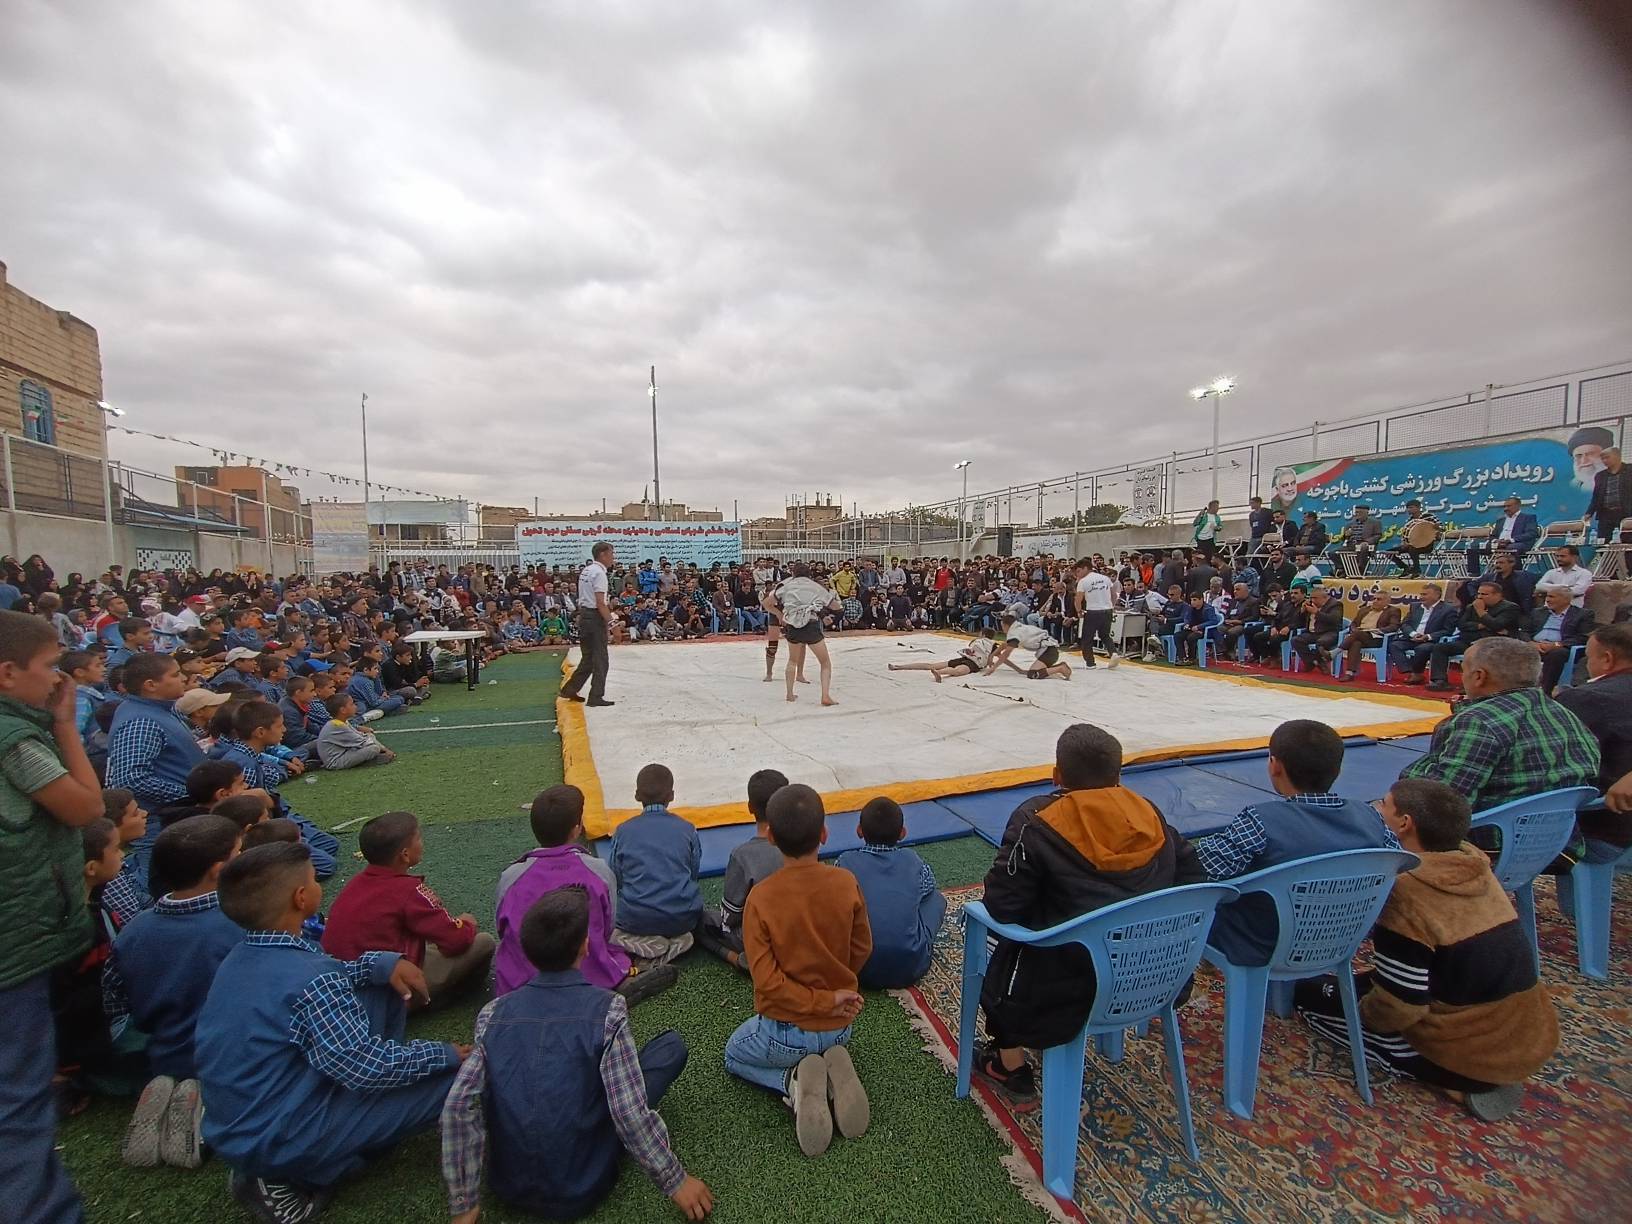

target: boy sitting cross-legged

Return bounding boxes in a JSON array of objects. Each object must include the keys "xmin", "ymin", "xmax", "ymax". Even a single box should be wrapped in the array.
[
  {"xmin": 106, "ymin": 814, "xmax": 245, "ymax": 1168},
  {"xmin": 836, "ymin": 796, "xmax": 947, "ymax": 988},
  {"xmin": 439, "ymin": 887, "xmax": 713, "ymax": 1223},
  {"xmin": 197, "ymin": 842, "xmax": 466, "ymax": 1222},
  {"xmin": 608, "ymin": 764, "xmax": 702, "ymax": 965},
  {"xmin": 315, "ymin": 691, "xmax": 395, "ymax": 771},
  {"xmin": 695, "ymin": 769, "xmax": 788, "ymax": 971},
  {"xmin": 724, "ymin": 784, "xmax": 873, "ymax": 1157},
  {"xmin": 496, "ymin": 784, "xmax": 676, "ymax": 1005},
  {"xmin": 322, "ymin": 811, "xmax": 496, "ymax": 1011}
]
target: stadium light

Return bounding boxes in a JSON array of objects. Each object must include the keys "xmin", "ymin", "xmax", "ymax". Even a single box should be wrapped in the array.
[
  {"xmin": 954, "ymin": 459, "xmax": 973, "ymax": 557},
  {"xmin": 1188, "ymin": 377, "xmax": 1237, "ymax": 502}
]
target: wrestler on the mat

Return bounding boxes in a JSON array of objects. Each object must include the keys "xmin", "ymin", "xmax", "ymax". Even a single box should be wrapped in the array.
[
  {"xmin": 760, "ymin": 587, "xmax": 808, "ymax": 685},
  {"xmin": 887, "ymin": 628, "xmax": 997, "ymax": 683},
  {"xmin": 985, "ymin": 613, "xmax": 1072, "ymax": 680},
  {"xmin": 764, "ymin": 562, "xmax": 841, "ymax": 706}
]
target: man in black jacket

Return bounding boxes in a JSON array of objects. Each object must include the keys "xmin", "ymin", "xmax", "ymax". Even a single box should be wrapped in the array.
[
  {"xmin": 1291, "ymin": 586, "xmax": 1345, "ymax": 671},
  {"xmin": 974, "ymin": 724, "xmax": 1204, "ymax": 1105},
  {"xmin": 1427, "ymin": 581, "xmax": 1524, "ymax": 691},
  {"xmin": 1249, "ymin": 587, "xmax": 1305, "ymax": 665},
  {"xmin": 1586, "ymin": 446, "xmax": 1632, "ymax": 543},
  {"xmin": 1293, "ymin": 512, "xmax": 1329, "ymax": 560}
]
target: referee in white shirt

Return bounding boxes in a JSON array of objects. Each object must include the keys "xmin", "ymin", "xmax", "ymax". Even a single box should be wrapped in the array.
[
  {"xmin": 1072, "ymin": 559, "xmax": 1119, "ymax": 669},
  {"xmin": 560, "ymin": 542, "xmax": 615, "ymax": 706}
]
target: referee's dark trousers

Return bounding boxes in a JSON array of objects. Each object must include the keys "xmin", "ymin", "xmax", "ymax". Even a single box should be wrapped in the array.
[{"xmin": 562, "ymin": 609, "xmax": 609, "ymax": 702}]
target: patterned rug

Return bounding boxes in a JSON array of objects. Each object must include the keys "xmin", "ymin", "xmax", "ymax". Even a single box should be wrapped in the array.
[{"xmin": 899, "ymin": 878, "xmax": 1632, "ymax": 1222}]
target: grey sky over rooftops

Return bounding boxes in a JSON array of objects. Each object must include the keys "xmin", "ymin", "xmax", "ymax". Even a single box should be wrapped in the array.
[{"xmin": 3, "ymin": 0, "xmax": 1630, "ymax": 518}]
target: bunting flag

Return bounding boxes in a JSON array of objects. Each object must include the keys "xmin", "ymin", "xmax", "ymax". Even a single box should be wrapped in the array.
[{"xmin": 111, "ymin": 425, "xmax": 448, "ymax": 499}]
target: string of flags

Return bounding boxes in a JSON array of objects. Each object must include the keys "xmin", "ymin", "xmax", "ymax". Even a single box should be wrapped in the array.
[{"xmin": 110, "ymin": 426, "xmax": 449, "ymax": 500}]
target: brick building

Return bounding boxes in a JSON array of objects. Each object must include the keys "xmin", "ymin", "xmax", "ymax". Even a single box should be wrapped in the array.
[
  {"xmin": 174, "ymin": 465, "xmax": 310, "ymax": 542},
  {"xmin": 0, "ymin": 261, "xmax": 107, "ymax": 459}
]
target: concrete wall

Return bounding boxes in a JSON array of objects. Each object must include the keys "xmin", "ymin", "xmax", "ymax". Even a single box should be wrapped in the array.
[{"xmin": 0, "ymin": 509, "xmax": 307, "ymax": 577}]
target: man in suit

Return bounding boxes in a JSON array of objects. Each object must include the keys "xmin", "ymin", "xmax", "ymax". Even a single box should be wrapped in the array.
[
  {"xmin": 1216, "ymin": 582, "xmax": 1263, "ymax": 662},
  {"xmin": 1466, "ymin": 495, "xmax": 1541, "ymax": 572},
  {"xmin": 1427, "ymin": 580, "xmax": 1525, "ymax": 692},
  {"xmin": 1337, "ymin": 590, "xmax": 1402, "ymax": 680},
  {"xmin": 1329, "ymin": 505, "xmax": 1384, "ymax": 573},
  {"xmin": 1585, "ymin": 446, "xmax": 1632, "ymax": 544},
  {"xmin": 1463, "ymin": 549, "xmax": 1538, "ymax": 612},
  {"xmin": 1526, "ymin": 586, "xmax": 1595, "ymax": 695},
  {"xmin": 1249, "ymin": 586, "xmax": 1306, "ymax": 665},
  {"xmin": 1390, "ymin": 583, "xmax": 1459, "ymax": 683},
  {"xmin": 1291, "ymin": 585, "xmax": 1346, "ymax": 671},
  {"xmin": 1157, "ymin": 550, "xmax": 1188, "ymax": 595}
]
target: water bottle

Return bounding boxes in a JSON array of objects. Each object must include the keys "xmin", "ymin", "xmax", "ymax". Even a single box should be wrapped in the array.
[{"xmin": 301, "ymin": 913, "xmax": 326, "ymax": 943}]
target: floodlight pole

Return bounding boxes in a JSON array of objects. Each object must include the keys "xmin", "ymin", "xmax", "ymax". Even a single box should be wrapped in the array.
[{"xmin": 650, "ymin": 367, "xmax": 662, "ymax": 522}]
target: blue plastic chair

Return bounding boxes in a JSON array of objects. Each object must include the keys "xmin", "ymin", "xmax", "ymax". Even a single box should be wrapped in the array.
[
  {"xmin": 1555, "ymin": 643, "xmax": 1587, "ymax": 691},
  {"xmin": 1471, "ymin": 787, "xmax": 1602, "ymax": 972},
  {"xmin": 1200, "ymin": 848, "xmax": 1418, "ymax": 1119},
  {"xmin": 956, "ymin": 883, "xmax": 1240, "ymax": 1200},
  {"xmin": 1557, "ymin": 815, "xmax": 1631, "ymax": 980},
  {"xmin": 1332, "ymin": 629, "xmax": 1396, "ymax": 683},
  {"xmin": 1234, "ymin": 620, "xmax": 1266, "ymax": 662}
]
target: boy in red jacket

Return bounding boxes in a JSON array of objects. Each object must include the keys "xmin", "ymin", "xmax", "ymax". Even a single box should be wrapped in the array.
[{"xmin": 322, "ymin": 811, "xmax": 495, "ymax": 1009}]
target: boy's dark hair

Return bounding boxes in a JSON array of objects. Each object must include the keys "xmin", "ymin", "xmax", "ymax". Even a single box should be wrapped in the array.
[
  {"xmin": 635, "ymin": 762, "xmax": 675, "ymax": 805},
  {"xmin": 1055, "ymin": 723, "xmax": 1122, "ymax": 789},
  {"xmin": 0, "ymin": 610, "xmax": 58, "ymax": 666},
  {"xmin": 122, "ymin": 652, "xmax": 177, "ymax": 695},
  {"xmin": 358, "ymin": 810, "xmax": 419, "ymax": 865},
  {"xmin": 327, "ymin": 691, "xmax": 356, "ymax": 715},
  {"xmin": 519, "ymin": 885, "xmax": 591, "ymax": 972},
  {"xmin": 530, "ymin": 784, "xmax": 585, "ymax": 847},
  {"xmin": 81, "ymin": 817, "xmax": 119, "ymax": 863},
  {"xmin": 1389, "ymin": 779, "xmax": 1471, "ymax": 852},
  {"xmin": 257, "ymin": 655, "xmax": 285, "ymax": 678},
  {"xmin": 219, "ymin": 841, "xmax": 313, "ymax": 929},
  {"xmin": 214, "ymin": 792, "xmax": 272, "ymax": 830},
  {"xmin": 858, "ymin": 795, "xmax": 905, "ymax": 845},
  {"xmin": 231, "ymin": 607, "xmax": 256, "ymax": 625},
  {"xmin": 187, "ymin": 759, "xmax": 244, "ymax": 805},
  {"xmin": 61, "ymin": 649, "xmax": 98, "ymax": 675},
  {"xmin": 286, "ymin": 674, "xmax": 313, "ymax": 695},
  {"xmin": 118, "ymin": 617, "xmax": 150, "ymax": 639},
  {"xmin": 232, "ymin": 700, "xmax": 283, "ymax": 740},
  {"xmin": 1268, "ymin": 719, "xmax": 1345, "ymax": 792},
  {"xmin": 243, "ymin": 817, "xmax": 301, "ymax": 850},
  {"xmin": 766, "ymin": 783, "xmax": 825, "ymax": 857},
  {"xmin": 101, "ymin": 788, "xmax": 136, "ymax": 822},
  {"xmin": 746, "ymin": 768, "xmax": 789, "ymax": 821},
  {"xmin": 151, "ymin": 815, "xmax": 242, "ymax": 892}
]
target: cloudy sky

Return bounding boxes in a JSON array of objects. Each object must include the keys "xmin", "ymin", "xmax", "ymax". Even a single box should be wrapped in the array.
[{"xmin": 3, "ymin": 1, "xmax": 1630, "ymax": 521}]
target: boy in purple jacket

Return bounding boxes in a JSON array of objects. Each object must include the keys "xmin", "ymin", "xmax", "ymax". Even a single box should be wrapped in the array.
[{"xmin": 495, "ymin": 785, "xmax": 676, "ymax": 1006}]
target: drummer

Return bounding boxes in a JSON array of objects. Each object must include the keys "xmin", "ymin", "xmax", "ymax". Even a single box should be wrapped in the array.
[{"xmin": 1389, "ymin": 498, "xmax": 1441, "ymax": 577}]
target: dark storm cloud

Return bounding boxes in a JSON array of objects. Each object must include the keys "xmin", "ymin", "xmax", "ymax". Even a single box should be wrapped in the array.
[{"xmin": 1, "ymin": 0, "xmax": 1628, "ymax": 517}]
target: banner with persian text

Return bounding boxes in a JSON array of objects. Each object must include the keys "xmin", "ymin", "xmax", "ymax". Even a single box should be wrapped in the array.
[
  {"xmin": 1265, "ymin": 427, "xmax": 1610, "ymax": 546},
  {"xmin": 517, "ymin": 521, "xmax": 743, "ymax": 569}
]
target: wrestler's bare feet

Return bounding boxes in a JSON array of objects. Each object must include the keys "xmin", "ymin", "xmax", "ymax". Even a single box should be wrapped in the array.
[
  {"xmin": 821, "ymin": 696, "xmax": 838, "ymax": 706},
  {"xmin": 887, "ymin": 664, "xmax": 901, "ymax": 671},
  {"xmin": 786, "ymin": 693, "xmax": 798, "ymax": 703},
  {"xmin": 932, "ymin": 672, "xmax": 942, "ymax": 683},
  {"xmin": 798, "ymin": 676, "xmax": 811, "ymax": 685}
]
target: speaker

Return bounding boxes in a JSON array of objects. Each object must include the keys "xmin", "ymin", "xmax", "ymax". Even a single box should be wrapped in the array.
[{"xmin": 996, "ymin": 526, "xmax": 1014, "ymax": 556}]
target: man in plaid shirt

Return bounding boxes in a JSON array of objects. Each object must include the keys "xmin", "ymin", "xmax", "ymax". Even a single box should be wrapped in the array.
[
  {"xmin": 440, "ymin": 886, "xmax": 712, "ymax": 1222},
  {"xmin": 1400, "ymin": 637, "xmax": 1598, "ymax": 828}
]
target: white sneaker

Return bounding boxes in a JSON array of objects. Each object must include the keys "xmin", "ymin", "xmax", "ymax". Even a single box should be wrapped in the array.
[
  {"xmin": 123, "ymin": 1075, "xmax": 175, "ymax": 1167},
  {"xmin": 788, "ymin": 1054, "xmax": 833, "ymax": 1157},
  {"xmin": 160, "ymin": 1077, "xmax": 205, "ymax": 1168}
]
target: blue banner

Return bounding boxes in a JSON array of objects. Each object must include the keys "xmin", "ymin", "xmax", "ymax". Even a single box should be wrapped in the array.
[{"xmin": 1266, "ymin": 428, "xmax": 1610, "ymax": 543}]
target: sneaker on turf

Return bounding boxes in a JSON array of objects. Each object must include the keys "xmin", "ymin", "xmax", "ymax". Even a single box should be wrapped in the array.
[
  {"xmin": 122, "ymin": 1075, "xmax": 175, "ymax": 1167},
  {"xmin": 974, "ymin": 1047, "xmax": 1038, "ymax": 1107},
  {"xmin": 229, "ymin": 1171, "xmax": 325, "ymax": 1224},
  {"xmin": 822, "ymin": 1045, "xmax": 869, "ymax": 1139},
  {"xmin": 614, "ymin": 962, "xmax": 678, "ymax": 1007},
  {"xmin": 787, "ymin": 1053, "xmax": 833, "ymax": 1157},
  {"xmin": 160, "ymin": 1077, "xmax": 204, "ymax": 1168}
]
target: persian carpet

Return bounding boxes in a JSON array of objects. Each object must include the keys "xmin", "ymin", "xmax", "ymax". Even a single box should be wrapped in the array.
[{"xmin": 898, "ymin": 878, "xmax": 1632, "ymax": 1222}]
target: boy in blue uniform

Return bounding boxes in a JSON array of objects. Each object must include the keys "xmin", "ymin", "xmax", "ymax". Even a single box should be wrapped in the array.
[
  {"xmin": 836, "ymin": 797, "xmax": 946, "ymax": 988},
  {"xmin": 608, "ymin": 763, "xmax": 702, "ymax": 965},
  {"xmin": 208, "ymin": 700, "xmax": 338, "ymax": 879},
  {"xmin": 197, "ymin": 842, "xmax": 465, "ymax": 1221},
  {"xmin": 440, "ymin": 886, "xmax": 713, "ymax": 1222},
  {"xmin": 695, "ymin": 769, "xmax": 787, "ymax": 970},
  {"xmin": 105, "ymin": 814, "xmax": 244, "ymax": 1168}
]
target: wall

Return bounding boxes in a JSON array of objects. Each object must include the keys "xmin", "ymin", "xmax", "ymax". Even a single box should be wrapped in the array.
[
  {"xmin": 0, "ymin": 509, "xmax": 307, "ymax": 578},
  {"xmin": 0, "ymin": 262, "xmax": 106, "ymax": 459}
]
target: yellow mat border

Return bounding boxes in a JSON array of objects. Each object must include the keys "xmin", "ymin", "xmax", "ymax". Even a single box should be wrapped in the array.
[{"xmin": 559, "ymin": 651, "xmax": 1449, "ymax": 839}]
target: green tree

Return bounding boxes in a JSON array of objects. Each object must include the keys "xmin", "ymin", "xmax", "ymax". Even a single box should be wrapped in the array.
[{"xmin": 1046, "ymin": 504, "xmax": 1125, "ymax": 529}]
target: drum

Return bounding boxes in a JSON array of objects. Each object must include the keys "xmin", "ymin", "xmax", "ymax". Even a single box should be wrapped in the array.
[{"xmin": 1404, "ymin": 518, "xmax": 1440, "ymax": 549}]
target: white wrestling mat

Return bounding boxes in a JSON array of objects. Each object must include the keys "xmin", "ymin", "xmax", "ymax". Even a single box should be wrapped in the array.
[{"xmin": 558, "ymin": 634, "xmax": 1445, "ymax": 837}]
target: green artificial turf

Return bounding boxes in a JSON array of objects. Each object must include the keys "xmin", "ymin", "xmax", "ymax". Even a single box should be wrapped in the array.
[{"xmin": 59, "ymin": 652, "xmax": 1042, "ymax": 1224}]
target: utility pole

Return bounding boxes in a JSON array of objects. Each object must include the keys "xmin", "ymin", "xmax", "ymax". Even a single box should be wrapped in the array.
[{"xmin": 649, "ymin": 366, "xmax": 662, "ymax": 521}]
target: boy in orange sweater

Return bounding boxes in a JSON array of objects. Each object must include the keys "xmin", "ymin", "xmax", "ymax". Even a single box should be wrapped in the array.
[{"xmin": 724, "ymin": 783, "xmax": 872, "ymax": 1157}]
